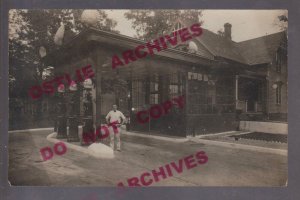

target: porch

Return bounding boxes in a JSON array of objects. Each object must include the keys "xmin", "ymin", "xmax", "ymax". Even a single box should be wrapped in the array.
[
  {"xmin": 111, "ymin": 69, "xmax": 267, "ymax": 137},
  {"xmin": 236, "ymin": 75, "xmax": 265, "ymax": 114}
]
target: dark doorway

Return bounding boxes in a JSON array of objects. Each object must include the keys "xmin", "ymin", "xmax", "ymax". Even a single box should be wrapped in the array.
[{"xmin": 238, "ymin": 77, "xmax": 263, "ymax": 113}]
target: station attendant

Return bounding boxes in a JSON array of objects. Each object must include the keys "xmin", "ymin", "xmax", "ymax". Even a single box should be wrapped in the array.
[{"xmin": 105, "ymin": 104, "xmax": 126, "ymax": 151}]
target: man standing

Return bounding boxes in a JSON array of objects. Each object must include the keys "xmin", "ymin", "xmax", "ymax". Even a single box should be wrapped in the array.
[{"xmin": 106, "ymin": 104, "xmax": 126, "ymax": 151}]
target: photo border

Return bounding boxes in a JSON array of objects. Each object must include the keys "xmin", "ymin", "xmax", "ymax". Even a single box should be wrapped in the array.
[{"xmin": 1, "ymin": 0, "xmax": 299, "ymax": 199}]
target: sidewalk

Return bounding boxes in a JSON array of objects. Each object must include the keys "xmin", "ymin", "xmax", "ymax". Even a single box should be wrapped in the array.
[
  {"xmin": 196, "ymin": 131, "xmax": 287, "ymax": 150},
  {"xmin": 123, "ymin": 130, "xmax": 287, "ymax": 156},
  {"xmin": 122, "ymin": 130, "xmax": 189, "ymax": 143}
]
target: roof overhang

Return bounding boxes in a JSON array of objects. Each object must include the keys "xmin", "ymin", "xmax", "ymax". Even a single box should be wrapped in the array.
[{"xmin": 44, "ymin": 28, "xmax": 215, "ymax": 68}]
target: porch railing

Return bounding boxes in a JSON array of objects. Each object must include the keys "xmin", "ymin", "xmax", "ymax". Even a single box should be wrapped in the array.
[{"xmin": 236, "ymin": 100, "xmax": 263, "ymax": 113}]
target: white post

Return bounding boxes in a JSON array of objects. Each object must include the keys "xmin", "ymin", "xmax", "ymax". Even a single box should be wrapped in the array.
[{"xmin": 235, "ymin": 75, "xmax": 239, "ymax": 108}]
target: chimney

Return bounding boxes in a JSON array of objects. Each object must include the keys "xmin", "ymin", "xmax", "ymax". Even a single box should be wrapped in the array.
[{"xmin": 224, "ymin": 23, "xmax": 232, "ymax": 40}]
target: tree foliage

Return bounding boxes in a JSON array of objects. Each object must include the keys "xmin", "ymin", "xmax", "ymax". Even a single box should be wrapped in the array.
[
  {"xmin": 9, "ymin": 9, "xmax": 118, "ymax": 98},
  {"xmin": 124, "ymin": 9, "xmax": 203, "ymax": 40},
  {"xmin": 217, "ymin": 28, "xmax": 224, "ymax": 37},
  {"xmin": 273, "ymin": 10, "xmax": 288, "ymax": 31}
]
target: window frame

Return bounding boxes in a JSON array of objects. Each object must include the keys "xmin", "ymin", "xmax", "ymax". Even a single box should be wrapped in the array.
[
  {"xmin": 276, "ymin": 84, "xmax": 282, "ymax": 105},
  {"xmin": 275, "ymin": 49, "xmax": 282, "ymax": 73}
]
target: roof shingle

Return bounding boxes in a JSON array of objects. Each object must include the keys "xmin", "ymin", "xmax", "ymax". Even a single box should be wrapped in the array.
[
  {"xmin": 195, "ymin": 29, "xmax": 247, "ymax": 64},
  {"xmin": 236, "ymin": 31, "xmax": 286, "ymax": 65},
  {"xmin": 194, "ymin": 28, "xmax": 286, "ymax": 65}
]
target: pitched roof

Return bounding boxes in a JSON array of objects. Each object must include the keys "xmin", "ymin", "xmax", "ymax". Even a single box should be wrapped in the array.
[
  {"xmin": 195, "ymin": 29, "xmax": 247, "ymax": 64},
  {"xmin": 236, "ymin": 31, "xmax": 286, "ymax": 65},
  {"xmin": 48, "ymin": 19, "xmax": 286, "ymax": 67},
  {"xmin": 193, "ymin": 28, "xmax": 286, "ymax": 65}
]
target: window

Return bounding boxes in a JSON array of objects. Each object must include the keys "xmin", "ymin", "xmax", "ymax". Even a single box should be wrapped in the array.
[
  {"xmin": 216, "ymin": 77, "xmax": 235, "ymax": 113},
  {"xmin": 169, "ymin": 85, "xmax": 178, "ymax": 95},
  {"xmin": 276, "ymin": 49, "xmax": 282, "ymax": 72},
  {"xmin": 150, "ymin": 75, "xmax": 159, "ymax": 105},
  {"xmin": 276, "ymin": 84, "xmax": 282, "ymax": 105},
  {"xmin": 187, "ymin": 72, "xmax": 216, "ymax": 114},
  {"xmin": 132, "ymin": 80, "xmax": 146, "ymax": 111},
  {"xmin": 169, "ymin": 73, "xmax": 182, "ymax": 99},
  {"xmin": 150, "ymin": 94, "xmax": 159, "ymax": 104}
]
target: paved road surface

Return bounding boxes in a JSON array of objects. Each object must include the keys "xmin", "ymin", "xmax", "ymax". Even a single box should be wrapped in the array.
[{"xmin": 8, "ymin": 130, "xmax": 287, "ymax": 186}]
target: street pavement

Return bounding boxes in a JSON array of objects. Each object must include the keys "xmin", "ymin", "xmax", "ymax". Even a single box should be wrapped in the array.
[{"xmin": 8, "ymin": 129, "xmax": 287, "ymax": 186}]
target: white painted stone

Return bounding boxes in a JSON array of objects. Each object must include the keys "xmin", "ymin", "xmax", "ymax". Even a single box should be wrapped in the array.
[{"xmin": 87, "ymin": 143, "xmax": 114, "ymax": 159}]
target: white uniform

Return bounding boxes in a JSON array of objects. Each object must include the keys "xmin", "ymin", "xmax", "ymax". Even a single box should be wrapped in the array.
[{"xmin": 105, "ymin": 110, "xmax": 126, "ymax": 150}]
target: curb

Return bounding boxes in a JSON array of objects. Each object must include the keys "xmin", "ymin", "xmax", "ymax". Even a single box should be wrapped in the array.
[
  {"xmin": 189, "ymin": 137, "xmax": 287, "ymax": 156},
  {"xmin": 13, "ymin": 128, "xmax": 287, "ymax": 156},
  {"xmin": 122, "ymin": 131, "xmax": 189, "ymax": 143},
  {"xmin": 9, "ymin": 127, "xmax": 54, "ymax": 133},
  {"xmin": 195, "ymin": 131, "xmax": 252, "ymax": 138},
  {"xmin": 46, "ymin": 132, "xmax": 114, "ymax": 159}
]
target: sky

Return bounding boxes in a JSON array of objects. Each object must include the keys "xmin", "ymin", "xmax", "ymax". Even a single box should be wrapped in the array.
[{"xmin": 106, "ymin": 10, "xmax": 287, "ymax": 42}]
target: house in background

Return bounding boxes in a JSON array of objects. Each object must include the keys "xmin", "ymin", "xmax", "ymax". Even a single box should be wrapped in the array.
[
  {"xmin": 172, "ymin": 20, "xmax": 287, "ymax": 122},
  {"xmin": 44, "ymin": 20, "xmax": 287, "ymax": 137},
  {"xmin": 237, "ymin": 32, "xmax": 287, "ymax": 121}
]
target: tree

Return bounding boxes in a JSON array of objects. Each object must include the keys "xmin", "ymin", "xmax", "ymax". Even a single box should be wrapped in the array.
[
  {"xmin": 217, "ymin": 28, "xmax": 224, "ymax": 37},
  {"xmin": 273, "ymin": 10, "xmax": 288, "ymax": 31},
  {"xmin": 9, "ymin": 9, "xmax": 118, "ymax": 126},
  {"xmin": 124, "ymin": 9, "xmax": 203, "ymax": 40},
  {"xmin": 9, "ymin": 9, "xmax": 118, "ymax": 98}
]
